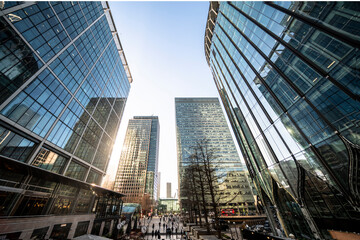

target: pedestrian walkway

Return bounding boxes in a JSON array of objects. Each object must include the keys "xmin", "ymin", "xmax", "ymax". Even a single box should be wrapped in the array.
[{"xmin": 142, "ymin": 216, "xmax": 184, "ymax": 240}]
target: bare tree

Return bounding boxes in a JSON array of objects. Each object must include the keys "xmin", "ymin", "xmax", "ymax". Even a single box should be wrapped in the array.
[
  {"xmin": 188, "ymin": 146, "xmax": 212, "ymax": 233},
  {"xmin": 187, "ymin": 138, "xmax": 241, "ymax": 238},
  {"xmin": 181, "ymin": 166, "xmax": 202, "ymax": 225}
]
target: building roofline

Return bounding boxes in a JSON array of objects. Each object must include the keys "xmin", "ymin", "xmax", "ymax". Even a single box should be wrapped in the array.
[
  {"xmin": 204, "ymin": 1, "xmax": 220, "ymax": 66},
  {"xmin": 175, "ymin": 97, "xmax": 220, "ymax": 102},
  {"xmin": 133, "ymin": 116, "xmax": 159, "ymax": 119},
  {"xmin": 102, "ymin": 1, "xmax": 133, "ymax": 84}
]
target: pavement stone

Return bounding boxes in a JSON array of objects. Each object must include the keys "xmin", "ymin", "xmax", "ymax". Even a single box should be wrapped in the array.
[{"xmin": 141, "ymin": 216, "xmax": 185, "ymax": 240}]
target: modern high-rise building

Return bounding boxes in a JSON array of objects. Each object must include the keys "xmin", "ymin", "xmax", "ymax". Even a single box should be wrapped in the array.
[
  {"xmin": 0, "ymin": 1, "xmax": 132, "ymax": 239},
  {"xmin": 166, "ymin": 182, "xmax": 172, "ymax": 198},
  {"xmin": 114, "ymin": 116, "xmax": 160, "ymax": 205},
  {"xmin": 205, "ymin": 2, "xmax": 360, "ymax": 239},
  {"xmin": 175, "ymin": 97, "xmax": 256, "ymax": 216},
  {"xmin": 157, "ymin": 172, "xmax": 161, "ymax": 200}
]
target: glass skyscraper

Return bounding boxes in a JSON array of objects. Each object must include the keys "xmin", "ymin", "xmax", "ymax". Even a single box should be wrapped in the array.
[
  {"xmin": 205, "ymin": 2, "xmax": 360, "ymax": 239},
  {"xmin": 175, "ymin": 97, "xmax": 256, "ymax": 216},
  {"xmin": 114, "ymin": 116, "xmax": 160, "ymax": 205},
  {"xmin": 0, "ymin": 2, "xmax": 131, "ymax": 239}
]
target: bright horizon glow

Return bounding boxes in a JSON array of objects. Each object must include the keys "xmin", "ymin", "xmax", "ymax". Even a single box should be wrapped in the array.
[{"xmin": 106, "ymin": 2, "xmax": 242, "ymax": 198}]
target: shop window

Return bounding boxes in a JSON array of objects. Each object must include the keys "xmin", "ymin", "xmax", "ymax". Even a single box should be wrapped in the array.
[
  {"xmin": 0, "ymin": 231, "xmax": 21, "ymax": 240},
  {"xmin": 74, "ymin": 221, "xmax": 90, "ymax": 238},
  {"xmin": 31, "ymin": 227, "xmax": 49, "ymax": 240},
  {"xmin": 91, "ymin": 220, "xmax": 102, "ymax": 235},
  {"xmin": 50, "ymin": 223, "xmax": 71, "ymax": 239}
]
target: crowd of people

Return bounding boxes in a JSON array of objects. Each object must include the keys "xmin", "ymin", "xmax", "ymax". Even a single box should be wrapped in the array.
[{"xmin": 148, "ymin": 215, "xmax": 183, "ymax": 239}]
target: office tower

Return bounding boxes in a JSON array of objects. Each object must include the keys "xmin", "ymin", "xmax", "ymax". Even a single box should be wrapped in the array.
[
  {"xmin": 114, "ymin": 116, "xmax": 160, "ymax": 205},
  {"xmin": 166, "ymin": 182, "xmax": 172, "ymax": 198},
  {"xmin": 175, "ymin": 97, "xmax": 256, "ymax": 216},
  {"xmin": 0, "ymin": 2, "xmax": 132, "ymax": 239},
  {"xmin": 157, "ymin": 172, "xmax": 161, "ymax": 200},
  {"xmin": 205, "ymin": 1, "xmax": 360, "ymax": 239}
]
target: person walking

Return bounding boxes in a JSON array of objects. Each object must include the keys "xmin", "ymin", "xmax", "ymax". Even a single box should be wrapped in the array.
[
  {"xmin": 163, "ymin": 223, "xmax": 165, "ymax": 230},
  {"xmin": 152, "ymin": 229, "xmax": 154, "ymax": 238},
  {"xmin": 157, "ymin": 231, "xmax": 161, "ymax": 239},
  {"xmin": 158, "ymin": 222, "xmax": 161, "ymax": 228},
  {"xmin": 152, "ymin": 223, "xmax": 155, "ymax": 229}
]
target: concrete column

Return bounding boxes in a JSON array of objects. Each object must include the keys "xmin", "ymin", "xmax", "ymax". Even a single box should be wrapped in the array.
[
  {"xmin": 19, "ymin": 229, "xmax": 33, "ymax": 240},
  {"xmin": 87, "ymin": 219, "xmax": 95, "ymax": 234},
  {"xmin": 45, "ymin": 224, "xmax": 55, "ymax": 239},
  {"xmin": 99, "ymin": 221, "xmax": 105, "ymax": 236},
  {"xmin": 109, "ymin": 219, "xmax": 114, "ymax": 236},
  {"xmin": 67, "ymin": 220, "xmax": 77, "ymax": 239}
]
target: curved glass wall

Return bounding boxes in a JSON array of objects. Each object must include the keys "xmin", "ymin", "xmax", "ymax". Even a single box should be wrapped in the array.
[{"xmin": 205, "ymin": 2, "xmax": 360, "ymax": 239}]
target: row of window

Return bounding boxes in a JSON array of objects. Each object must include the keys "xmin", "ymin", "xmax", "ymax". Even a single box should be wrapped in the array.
[
  {"xmin": 208, "ymin": 2, "xmax": 360, "ymax": 232},
  {"xmin": 0, "ymin": 18, "xmax": 42, "ymax": 105}
]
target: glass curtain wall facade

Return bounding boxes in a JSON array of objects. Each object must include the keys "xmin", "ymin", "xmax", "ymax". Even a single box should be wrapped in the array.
[
  {"xmin": 0, "ymin": 1, "xmax": 131, "ymax": 239},
  {"xmin": 205, "ymin": 1, "xmax": 360, "ymax": 239},
  {"xmin": 114, "ymin": 116, "xmax": 160, "ymax": 204},
  {"xmin": 175, "ymin": 97, "xmax": 256, "ymax": 216}
]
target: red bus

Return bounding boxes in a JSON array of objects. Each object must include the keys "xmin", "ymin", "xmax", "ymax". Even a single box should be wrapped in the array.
[{"xmin": 221, "ymin": 209, "xmax": 235, "ymax": 216}]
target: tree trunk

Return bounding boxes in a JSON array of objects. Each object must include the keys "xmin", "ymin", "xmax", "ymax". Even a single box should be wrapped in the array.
[{"xmin": 196, "ymin": 167, "xmax": 210, "ymax": 233}]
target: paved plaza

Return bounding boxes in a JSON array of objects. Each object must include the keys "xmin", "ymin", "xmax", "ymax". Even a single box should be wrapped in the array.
[{"xmin": 141, "ymin": 216, "xmax": 184, "ymax": 240}]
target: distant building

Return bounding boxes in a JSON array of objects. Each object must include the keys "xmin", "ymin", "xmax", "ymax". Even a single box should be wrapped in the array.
[
  {"xmin": 175, "ymin": 97, "xmax": 256, "ymax": 215},
  {"xmin": 114, "ymin": 116, "xmax": 160, "ymax": 205},
  {"xmin": 204, "ymin": 1, "xmax": 360, "ymax": 238},
  {"xmin": 158, "ymin": 199, "xmax": 180, "ymax": 214},
  {"xmin": 166, "ymin": 182, "xmax": 172, "ymax": 198},
  {"xmin": 157, "ymin": 172, "xmax": 161, "ymax": 200},
  {"xmin": 0, "ymin": 1, "xmax": 132, "ymax": 239}
]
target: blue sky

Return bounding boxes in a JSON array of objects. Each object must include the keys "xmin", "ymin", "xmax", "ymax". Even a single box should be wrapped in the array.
[{"xmin": 107, "ymin": 2, "xmax": 220, "ymax": 198}]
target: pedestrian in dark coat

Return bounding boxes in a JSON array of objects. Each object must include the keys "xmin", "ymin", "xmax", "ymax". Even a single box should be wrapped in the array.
[
  {"xmin": 152, "ymin": 223, "xmax": 155, "ymax": 229},
  {"xmin": 157, "ymin": 231, "xmax": 161, "ymax": 239},
  {"xmin": 152, "ymin": 230, "xmax": 154, "ymax": 238}
]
